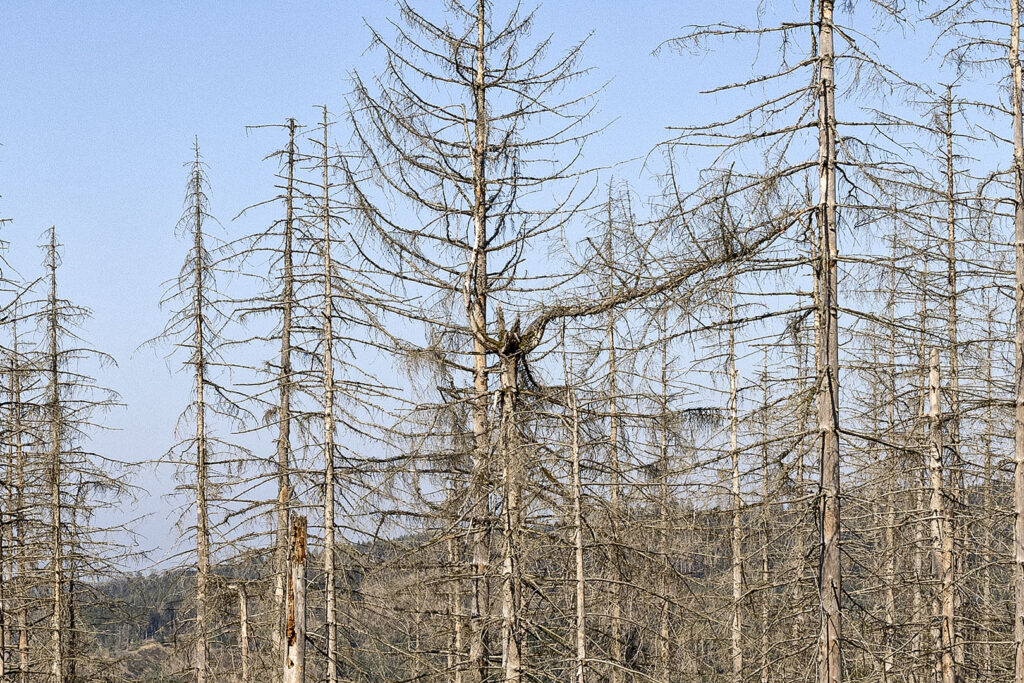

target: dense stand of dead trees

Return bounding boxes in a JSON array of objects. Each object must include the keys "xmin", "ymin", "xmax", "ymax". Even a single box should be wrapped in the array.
[{"xmin": 10, "ymin": 1, "xmax": 1024, "ymax": 681}]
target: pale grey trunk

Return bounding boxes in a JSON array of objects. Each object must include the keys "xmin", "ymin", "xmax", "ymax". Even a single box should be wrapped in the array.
[
  {"xmin": 928, "ymin": 350, "xmax": 954, "ymax": 683},
  {"xmin": 1011, "ymin": 1, "xmax": 1024, "ymax": 678},
  {"xmin": 273, "ymin": 119, "xmax": 298, "ymax": 657},
  {"xmin": 815, "ymin": 1, "xmax": 842, "ymax": 680},
  {"xmin": 729, "ymin": 278, "xmax": 743, "ymax": 683},
  {"xmin": 319, "ymin": 108, "xmax": 339, "ymax": 683},
  {"xmin": 466, "ymin": 3, "xmax": 492, "ymax": 679}
]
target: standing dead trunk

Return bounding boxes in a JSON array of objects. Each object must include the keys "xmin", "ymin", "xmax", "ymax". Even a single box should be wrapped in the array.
[
  {"xmin": 569, "ymin": 386, "xmax": 587, "ymax": 683},
  {"xmin": 230, "ymin": 584, "xmax": 249, "ymax": 683},
  {"xmin": 927, "ymin": 349, "xmax": 954, "ymax": 683},
  {"xmin": 46, "ymin": 229, "xmax": 65, "ymax": 683},
  {"xmin": 1011, "ymin": 0, "xmax": 1024, "ymax": 678},
  {"xmin": 191, "ymin": 142, "xmax": 211, "ymax": 683},
  {"xmin": 729, "ymin": 277, "xmax": 743, "ymax": 683},
  {"xmin": 283, "ymin": 515, "xmax": 306, "ymax": 683},
  {"xmin": 467, "ymin": 3, "xmax": 493, "ymax": 679},
  {"xmin": 940, "ymin": 88, "xmax": 964, "ymax": 675},
  {"xmin": 498, "ymin": 311, "xmax": 524, "ymax": 683},
  {"xmin": 815, "ymin": 2, "xmax": 842, "ymax": 681},
  {"xmin": 316, "ymin": 107, "xmax": 340, "ymax": 683},
  {"xmin": 273, "ymin": 118, "xmax": 298, "ymax": 658},
  {"xmin": 604, "ymin": 205, "xmax": 625, "ymax": 683}
]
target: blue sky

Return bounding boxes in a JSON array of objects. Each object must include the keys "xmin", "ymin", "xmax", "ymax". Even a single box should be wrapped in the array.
[{"xmin": 0, "ymin": 1, "xmax": 948, "ymax": 563}]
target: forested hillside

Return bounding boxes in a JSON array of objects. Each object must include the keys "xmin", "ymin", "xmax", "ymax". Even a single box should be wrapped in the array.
[{"xmin": 5, "ymin": 0, "xmax": 1024, "ymax": 681}]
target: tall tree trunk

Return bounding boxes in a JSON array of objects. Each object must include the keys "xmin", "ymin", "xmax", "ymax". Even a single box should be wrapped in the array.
[
  {"xmin": 47, "ymin": 229, "xmax": 65, "ymax": 683},
  {"xmin": 283, "ymin": 516, "xmax": 306, "ymax": 683},
  {"xmin": 467, "ymin": 2, "xmax": 492, "ymax": 679},
  {"xmin": 942, "ymin": 88, "xmax": 963, "ymax": 675},
  {"xmin": 273, "ymin": 118, "xmax": 298, "ymax": 657},
  {"xmin": 1010, "ymin": 0, "xmax": 1024, "ymax": 678},
  {"xmin": 815, "ymin": 2, "xmax": 842, "ymax": 681},
  {"xmin": 192, "ymin": 144, "xmax": 211, "ymax": 683},
  {"xmin": 317, "ymin": 107, "xmax": 339, "ymax": 683},
  {"xmin": 729, "ymin": 277, "xmax": 744, "ymax": 683},
  {"xmin": 605, "ymin": 208, "xmax": 625, "ymax": 683}
]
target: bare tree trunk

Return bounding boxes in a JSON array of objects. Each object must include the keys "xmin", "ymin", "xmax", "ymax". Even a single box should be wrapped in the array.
[
  {"xmin": 928, "ymin": 350, "xmax": 954, "ymax": 683},
  {"xmin": 317, "ymin": 107, "xmax": 339, "ymax": 683},
  {"xmin": 283, "ymin": 516, "xmax": 306, "ymax": 683},
  {"xmin": 815, "ymin": 2, "xmax": 842, "ymax": 681},
  {"xmin": 467, "ymin": 3, "xmax": 492, "ymax": 679},
  {"xmin": 8, "ymin": 325, "xmax": 27, "ymax": 683},
  {"xmin": 231, "ymin": 584, "xmax": 249, "ymax": 683},
  {"xmin": 729, "ymin": 278, "xmax": 743, "ymax": 683},
  {"xmin": 658, "ymin": 330, "xmax": 672, "ymax": 681},
  {"xmin": 192, "ymin": 143, "xmax": 211, "ymax": 683},
  {"xmin": 605, "ymin": 211, "xmax": 624, "ymax": 683},
  {"xmin": 273, "ymin": 118, "xmax": 298, "ymax": 658},
  {"xmin": 499, "ymin": 313, "xmax": 523, "ymax": 683},
  {"xmin": 941, "ymin": 88, "xmax": 964, "ymax": 676},
  {"xmin": 47, "ymin": 229, "xmax": 65, "ymax": 683},
  {"xmin": 570, "ymin": 387, "xmax": 587, "ymax": 683},
  {"xmin": 1011, "ymin": 0, "xmax": 1024, "ymax": 678}
]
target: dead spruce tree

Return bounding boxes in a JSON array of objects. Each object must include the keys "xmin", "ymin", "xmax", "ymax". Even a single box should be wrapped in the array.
[
  {"xmin": 230, "ymin": 119, "xmax": 308, "ymax": 673},
  {"xmin": 148, "ymin": 141, "xmax": 247, "ymax": 682},
  {"xmin": 33, "ymin": 227, "xmax": 124, "ymax": 682},
  {"xmin": 660, "ymin": 2, "xmax": 914, "ymax": 678},
  {"xmin": 347, "ymin": 2, "xmax": 596, "ymax": 678}
]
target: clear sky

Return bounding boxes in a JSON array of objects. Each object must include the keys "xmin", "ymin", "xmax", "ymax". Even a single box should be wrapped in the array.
[{"xmin": 0, "ymin": 1, "xmax": 943, "ymax": 565}]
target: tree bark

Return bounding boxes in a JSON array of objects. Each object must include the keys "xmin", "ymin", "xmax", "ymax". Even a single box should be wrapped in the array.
[
  {"xmin": 928, "ymin": 349, "xmax": 954, "ymax": 683},
  {"xmin": 192, "ymin": 143, "xmax": 211, "ymax": 683},
  {"xmin": 283, "ymin": 515, "xmax": 306, "ymax": 683},
  {"xmin": 273, "ymin": 118, "xmax": 298, "ymax": 657},
  {"xmin": 1011, "ymin": 0, "xmax": 1024, "ymax": 678},
  {"xmin": 815, "ymin": 1, "xmax": 842, "ymax": 681}
]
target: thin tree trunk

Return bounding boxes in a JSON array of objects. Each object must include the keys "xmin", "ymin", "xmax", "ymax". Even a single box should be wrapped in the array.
[
  {"xmin": 729, "ymin": 277, "xmax": 743, "ymax": 683},
  {"xmin": 928, "ymin": 349, "xmax": 954, "ymax": 683},
  {"xmin": 318, "ymin": 107, "xmax": 339, "ymax": 683},
  {"xmin": 942, "ymin": 88, "xmax": 964, "ymax": 675},
  {"xmin": 1010, "ymin": 0, "xmax": 1024, "ymax": 678},
  {"xmin": 234, "ymin": 584, "xmax": 249, "ymax": 683},
  {"xmin": 467, "ymin": 2, "xmax": 492, "ymax": 679},
  {"xmin": 47, "ymin": 229, "xmax": 64, "ymax": 683},
  {"xmin": 605, "ymin": 208, "xmax": 624, "ymax": 683},
  {"xmin": 273, "ymin": 118, "xmax": 298, "ymax": 657},
  {"xmin": 815, "ymin": 2, "xmax": 842, "ymax": 680},
  {"xmin": 570, "ymin": 387, "xmax": 587, "ymax": 683},
  {"xmin": 283, "ymin": 516, "xmax": 306, "ymax": 683},
  {"xmin": 192, "ymin": 143, "xmax": 211, "ymax": 683},
  {"xmin": 658, "ymin": 330, "xmax": 672, "ymax": 681}
]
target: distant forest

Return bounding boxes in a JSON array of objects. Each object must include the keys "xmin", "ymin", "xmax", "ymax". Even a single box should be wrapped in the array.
[{"xmin": 6, "ymin": 0, "xmax": 1024, "ymax": 681}]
